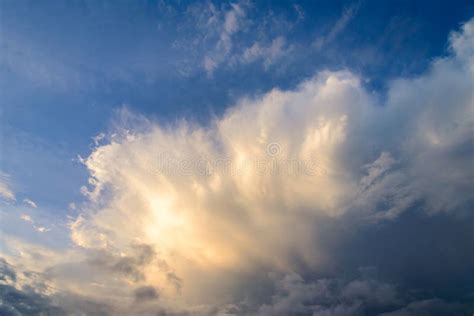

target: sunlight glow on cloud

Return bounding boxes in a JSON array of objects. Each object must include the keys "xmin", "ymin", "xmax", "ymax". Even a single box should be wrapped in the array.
[
  {"xmin": 1, "ymin": 16, "xmax": 473, "ymax": 316},
  {"xmin": 47, "ymin": 17, "xmax": 474, "ymax": 313}
]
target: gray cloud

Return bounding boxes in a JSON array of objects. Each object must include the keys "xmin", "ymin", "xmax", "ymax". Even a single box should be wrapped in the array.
[
  {"xmin": 0, "ymin": 258, "xmax": 16, "ymax": 284},
  {"xmin": 0, "ymin": 257, "xmax": 114, "ymax": 316},
  {"xmin": 0, "ymin": 284, "xmax": 63, "ymax": 316},
  {"xmin": 254, "ymin": 271, "xmax": 399, "ymax": 316},
  {"xmin": 86, "ymin": 243, "xmax": 156, "ymax": 282},
  {"xmin": 134, "ymin": 286, "xmax": 159, "ymax": 302},
  {"xmin": 381, "ymin": 299, "xmax": 470, "ymax": 316}
]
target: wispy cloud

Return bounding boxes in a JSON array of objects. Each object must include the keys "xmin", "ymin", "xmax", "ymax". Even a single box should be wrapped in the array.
[
  {"xmin": 0, "ymin": 172, "xmax": 15, "ymax": 202},
  {"xmin": 241, "ymin": 36, "xmax": 292, "ymax": 69},
  {"xmin": 23, "ymin": 198, "xmax": 37, "ymax": 208},
  {"xmin": 314, "ymin": 2, "xmax": 361, "ymax": 50},
  {"xmin": 203, "ymin": 2, "xmax": 247, "ymax": 74},
  {"xmin": 19, "ymin": 213, "xmax": 51, "ymax": 233},
  {"xmin": 178, "ymin": 0, "xmax": 298, "ymax": 75}
]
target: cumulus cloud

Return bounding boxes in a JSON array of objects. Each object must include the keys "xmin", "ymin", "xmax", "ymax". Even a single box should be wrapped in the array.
[
  {"xmin": 62, "ymin": 17, "xmax": 474, "ymax": 312},
  {"xmin": 2, "ymin": 17, "xmax": 474, "ymax": 315},
  {"xmin": 68, "ymin": 17, "xmax": 473, "ymax": 311}
]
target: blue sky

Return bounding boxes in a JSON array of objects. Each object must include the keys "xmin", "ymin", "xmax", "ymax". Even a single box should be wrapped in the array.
[{"xmin": 1, "ymin": 1, "xmax": 474, "ymax": 315}]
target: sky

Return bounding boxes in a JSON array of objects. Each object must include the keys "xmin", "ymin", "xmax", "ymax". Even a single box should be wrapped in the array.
[{"xmin": 0, "ymin": 0, "xmax": 473, "ymax": 315}]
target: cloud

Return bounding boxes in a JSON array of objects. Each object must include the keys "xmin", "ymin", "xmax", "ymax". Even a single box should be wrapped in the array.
[
  {"xmin": 35, "ymin": 227, "xmax": 50, "ymax": 233},
  {"xmin": 182, "ymin": 1, "xmax": 296, "ymax": 75},
  {"xmin": 0, "ymin": 284, "xmax": 64, "ymax": 316},
  {"xmin": 381, "ymin": 299, "xmax": 470, "ymax": 316},
  {"xmin": 67, "ymin": 17, "xmax": 473, "ymax": 311},
  {"xmin": 1, "ymin": 17, "xmax": 474, "ymax": 315},
  {"xmin": 0, "ymin": 257, "xmax": 113, "ymax": 316},
  {"xmin": 23, "ymin": 199, "xmax": 37, "ymax": 208},
  {"xmin": 85, "ymin": 244, "xmax": 156, "ymax": 282},
  {"xmin": 314, "ymin": 2, "xmax": 360, "ymax": 50},
  {"xmin": 253, "ymin": 271, "xmax": 474, "ymax": 316},
  {"xmin": 19, "ymin": 214, "xmax": 51, "ymax": 233},
  {"xmin": 202, "ymin": 2, "xmax": 247, "ymax": 74},
  {"xmin": 255, "ymin": 270, "xmax": 400, "ymax": 316},
  {"xmin": 0, "ymin": 258, "xmax": 61, "ymax": 315},
  {"xmin": 62, "ymin": 17, "xmax": 474, "ymax": 312},
  {"xmin": 242, "ymin": 36, "xmax": 291, "ymax": 69},
  {"xmin": 0, "ymin": 172, "xmax": 15, "ymax": 202},
  {"xmin": 0, "ymin": 258, "xmax": 17, "ymax": 284},
  {"xmin": 134, "ymin": 286, "xmax": 159, "ymax": 302},
  {"xmin": 20, "ymin": 214, "xmax": 33, "ymax": 222}
]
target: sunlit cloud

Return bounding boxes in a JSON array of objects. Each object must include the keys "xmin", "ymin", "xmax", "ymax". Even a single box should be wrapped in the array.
[
  {"xmin": 1, "ymin": 7, "xmax": 473, "ymax": 315},
  {"xmin": 37, "ymin": 17, "xmax": 472, "ymax": 313}
]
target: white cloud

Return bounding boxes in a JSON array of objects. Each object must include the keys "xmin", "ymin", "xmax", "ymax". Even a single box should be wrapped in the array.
[
  {"xmin": 23, "ymin": 198, "xmax": 37, "ymax": 208},
  {"xmin": 19, "ymin": 213, "xmax": 51, "ymax": 233},
  {"xmin": 202, "ymin": 2, "xmax": 247, "ymax": 74},
  {"xmin": 35, "ymin": 226, "xmax": 50, "ymax": 233},
  {"xmin": 0, "ymin": 172, "xmax": 15, "ymax": 202},
  {"xmin": 20, "ymin": 214, "xmax": 33, "ymax": 222},
  {"xmin": 242, "ymin": 36, "xmax": 291, "ymax": 69},
  {"xmin": 179, "ymin": 1, "xmax": 300, "ymax": 75}
]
